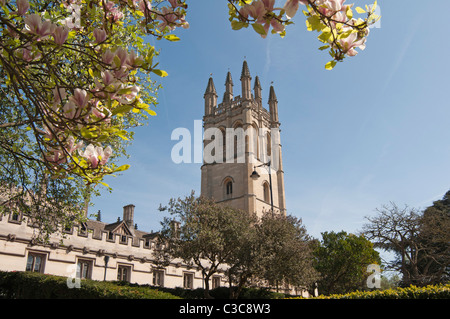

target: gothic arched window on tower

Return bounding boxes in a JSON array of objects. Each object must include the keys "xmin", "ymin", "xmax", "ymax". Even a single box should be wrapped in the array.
[
  {"xmin": 222, "ymin": 128, "xmax": 226, "ymax": 163},
  {"xmin": 263, "ymin": 182, "xmax": 270, "ymax": 203},
  {"xmin": 224, "ymin": 179, "xmax": 233, "ymax": 199},
  {"xmin": 226, "ymin": 181, "xmax": 233, "ymax": 195},
  {"xmin": 266, "ymin": 132, "xmax": 272, "ymax": 158}
]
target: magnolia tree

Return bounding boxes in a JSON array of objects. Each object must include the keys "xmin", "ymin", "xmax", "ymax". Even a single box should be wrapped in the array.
[{"xmin": 0, "ymin": 0, "xmax": 379, "ymax": 238}]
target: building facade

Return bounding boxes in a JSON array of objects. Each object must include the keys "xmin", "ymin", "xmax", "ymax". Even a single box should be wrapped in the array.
[
  {"xmin": 201, "ymin": 61, "xmax": 286, "ymax": 216},
  {"xmin": 0, "ymin": 204, "xmax": 226, "ymax": 290}
]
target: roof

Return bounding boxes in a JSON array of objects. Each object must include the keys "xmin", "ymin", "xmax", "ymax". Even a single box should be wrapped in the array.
[{"xmin": 85, "ymin": 219, "xmax": 158, "ymax": 240}]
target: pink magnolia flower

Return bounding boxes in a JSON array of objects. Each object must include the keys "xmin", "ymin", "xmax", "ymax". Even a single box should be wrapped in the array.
[
  {"xmin": 17, "ymin": 0, "xmax": 30, "ymax": 16},
  {"xmin": 52, "ymin": 87, "xmax": 67, "ymax": 107},
  {"xmin": 116, "ymin": 85, "xmax": 140, "ymax": 104},
  {"xmin": 53, "ymin": 26, "xmax": 69, "ymax": 45},
  {"xmin": 284, "ymin": 0, "xmax": 309, "ymax": 19},
  {"xmin": 338, "ymin": 31, "xmax": 366, "ymax": 56},
  {"xmin": 320, "ymin": 0, "xmax": 346, "ymax": 12},
  {"xmin": 270, "ymin": 19, "xmax": 285, "ymax": 33},
  {"xmin": 114, "ymin": 47, "xmax": 129, "ymax": 67},
  {"xmin": 98, "ymin": 146, "xmax": 112, "ymax": 165},
  {"xmin": 135, "ymin": 0, "xmax": 152, "ymax": 12},
  {"xmin": 63, "ymin": 100, "xmax": 77, "ymax": 119},
  {"xmin": 101, "ymin": 70, "xmax": 115, "ymax": 86},
  {"xmin": 46, "ymin": 149, "xmax": 66, "ymax": 165},
  {"xmin": 79, "ymin": 144, "xmax": 112, "ymax": 168},
  {"xmin": 104, "ymin": 1, "xmax": 124, "ymax": 22},
  {"xmin": 168, "ymin": 0, "xmax": 179, "ymax": 8},
  {"xmin": 126, "ymin": 50, "xmax": 144, "ymax": 68},
  {"xmin": 262, "ymin": 0, "xmax": 275, "ymax": 11},
  {"xmin": 92, "ymin": 106, "xmax": 107, "ymax": 119},
  {"xmin": 247, "ymin": 0, "xmax": 266, "ymax": 23},
  {"xmin": 21, "ymin": 46, "xmax": 41, "ymax": 62},
  {"xmin": 70, "ymin": 88, "xmax": 89, "ymax": 108},
  {"xmin": 102, "ymin": 49, "xmax": 115, "ymax": 65},
  {"xmin": 156, "ymin": 7, "xmax": 179, "ymax": 31},
  {"xmin": 79, "ymin": 144, "xmax": 99, "ymax": 168},
  {"xmin": 66, "ymin": 135, "xmax": 83, "ymax": 155},
  {"xmin": 24, "ymin": 14, "xmax": 56, "ymax": 38},
  {"xmin": 93, "ymin": 28, "xmax": 107, "ymax": 43}
]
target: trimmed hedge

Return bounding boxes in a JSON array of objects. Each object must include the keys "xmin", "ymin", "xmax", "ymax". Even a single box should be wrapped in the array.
[
  {"xmin": 0, "ymin": 271, "xmax": 179, "ymax": 299},
  {"xmin": 290, "ymin": 284, "xmax": 450, "ymax": 299},
  {"xmin": 0, "ymin": 271, "xmax": 287, "ymax": 299},
  {"xmin": 112, "ymin": 281, "xmax": 287, "ymax": 299}
]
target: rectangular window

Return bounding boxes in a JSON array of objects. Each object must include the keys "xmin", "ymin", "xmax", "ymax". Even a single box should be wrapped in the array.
[
  {"xmin": 117, "ymin": 265, "xmax": 131, "ymax": 282},
  {"xmin": 152, "ymin": 270, "xmax": 164, "ymax": 287},
  {"xmin": 76, "ymin": 259, "xmax": 92, "ymax": 279},
  {"xmin": 25, "ymin": 253, "xmax": 45, "ymax": 273},
  {"xmin": 212, "ymin": 276, "xmax": 221, "ymax": 289},
  {"xmin": 9, "ymin": 212, "xmax": 21, "ymax": 223},
  {"xmin": 183, "ymin": 273, "xmax": 194, "ymax": 289}
]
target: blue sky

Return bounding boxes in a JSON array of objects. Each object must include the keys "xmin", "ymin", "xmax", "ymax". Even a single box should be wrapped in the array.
[{"xmin": 91, "ymin": 0, "xmax": 450, "ymax": 243}]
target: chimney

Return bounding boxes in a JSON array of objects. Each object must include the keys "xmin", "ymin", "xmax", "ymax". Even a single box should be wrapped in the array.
[{"xmin": 123, "ymin": 204, "xmax": 135, "ymax": 228}]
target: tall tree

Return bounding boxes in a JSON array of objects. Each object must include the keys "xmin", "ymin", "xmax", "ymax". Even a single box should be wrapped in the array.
[
  {"xmin": 256, "ymin": 212, "xmax": 319, "ymax": 294},
  {"xmin": 158, "ymin": 192, "xmax": 257, "ymax": 299},
  {"xmin": 313, "ymin": 231, "xmax": 381, "ymax": 295},
  {"xmin": 362, "ymin": 201, "xmax": 449, "ymax": 287},
  {"xmin": 226, "ymin": 211, "xmax": 319, "ymax": 298},
  {"xmin": 418, "ymin": 191, "xmax": 450, "ymax": 284}
]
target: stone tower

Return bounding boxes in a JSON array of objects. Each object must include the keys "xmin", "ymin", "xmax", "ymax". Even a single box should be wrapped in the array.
[{"xmin": 200, "ymin": 61, "xmax": 286, "ymax": 216}]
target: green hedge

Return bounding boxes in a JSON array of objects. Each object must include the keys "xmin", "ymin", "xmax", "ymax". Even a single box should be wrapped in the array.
[
  {"xmin": 0, "ymin": 271, "xmax": 179, "ymax": 299},
  {"xmin": 0, "ymin": 271, "xmax": 288, "ymax": 299},
  {"xmin": 112, "ymin": 281, "xmax": 287, "ymax": 299},
  {"xmin": 290, "ymin": 284, "xmax": 450, "ymax": 299}
]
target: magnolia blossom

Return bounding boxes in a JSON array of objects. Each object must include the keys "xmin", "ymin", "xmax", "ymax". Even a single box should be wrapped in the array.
[
  {"xmin": 239, "ymin": 0, "xmax": 285, "ymax": 37},
  {"xmin": 338, "ymin": 31, "xmax": 366, "ymax": 56},
  {"xmin": 156, "ymin": 6, "xmax": 189, "ymax": 31},
  {"xmin": 135, "ymin": 0, "xmax": 152, "ymax": 12},
  {"xmin": 70, "ymin": 88, "xmax": 90, "ymax": 109},
  {"xmin": 52, "ymin": 87, "xmax": 67, "ymax": 108},
  {"xmin": 46, "ymin": 148, "xmax": 66, "ymax": 165},
  {"xmin": 116, "ymin": 85, "xmax": 140, "ymax": 104},
  {"xmin": 126, "ymin": 50, "xmax": 144, "ymax": 68},
  {"xmin": 317, "ymin": 0, "xmax": 346, "ymax": 12},
  {"xmin": 102, "ymin": 49, "xmax": 115, "ymax": 65},
  {"xmin": 24, "ymin": 14, "xmax": 56, "ymax": 38},
  {"xmin": 93, "ymin": 28, "xmax": 107, "ymax": 43},
  {"xmin": 91, "ymin": 100, "xmax": 110, "ymax": 119},
  {"xmin": 66, "ymin": 135, "xmax": 84, "ymax": 155},
  {"xmin": 62, "ymin": 89, "xmax": 90, "ymax": 119},
  {"xmin": 16, "ymin": 0, "xmax": 30, "ymax": 16},
  {"xmin": 53, "ymin": 26, "xmax": 69, "ymax": 46},
  {"xmin": 79, "ymin": 144, "xmax": 112, "ymax": 168},
  {"xmin": 284, "ymin": 0, "xmax": 309, "ymax": 19},
  {"xmin": 21, "ymin": 45, "xmax": 41, "ymax": 62},
  {"xmin": 104, "ymin": 1, "xmax": 124, "ymax": 22}
]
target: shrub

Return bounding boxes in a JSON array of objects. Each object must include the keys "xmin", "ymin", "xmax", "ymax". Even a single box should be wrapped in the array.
[
  {"xmin": 289, "ymin": 284, "xmax": 450, "ymax": 299},
  {"xmin": 0, "ymin": 271, "xmax": 179, "ymax": 299}
]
